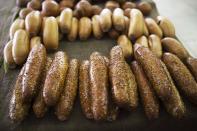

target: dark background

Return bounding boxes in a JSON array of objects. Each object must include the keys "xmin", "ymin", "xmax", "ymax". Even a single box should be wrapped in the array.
[{"xmin": 0, "ymin": 0, "xmax": 197, "ymax": 131}]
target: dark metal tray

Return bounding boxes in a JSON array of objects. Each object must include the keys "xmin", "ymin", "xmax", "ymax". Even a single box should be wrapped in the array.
[{"xmin": 0, "ymin": 0, "xmax": 197, "ymax": 130}]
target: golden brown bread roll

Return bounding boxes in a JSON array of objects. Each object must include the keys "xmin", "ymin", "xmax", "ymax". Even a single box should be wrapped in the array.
[
  {"xmin": 161, "ymin": 37, "xmax": 190, "ymax": 62},
  {"xmin": 55, "ymin": 59, "xmax": 79, "ymax": 121},
  {"xmin": 160, "ymin": 61, "xmax": 186, "ymax": 118},
  {"xmin": 33, "ymin": 57, "xmax": 52, "ymax": 118},
  {"xmin": 131, "ymin": 61, "xmax": 159, "ymax": 120},
  {"xmin": 162, "ymin": 53, "xmax": 197, "ymax": 105},
  {"xmin": 134, "ymin": 44, "xmax": 172, "ymax": 101},
  {"xmin": 43, "ymin": 51, "xmax": 69, "ymax": 106},
  {"xmin": 9, "ymin": 65, "xmax": 30, "ymax": 122},
  {"xmin": 89, "ymin": 52, "xmax": 108, "ymax": 120},
  {"xmin": 79, "ymin": 60, "xmax": 93, "ymax": 119},
  {"xmin": 134, "ymin": 44, "xmax": 185, "ymax": 118},
  {"xmin": 22, "ymin": 44, "xmax": 46, "ymax": 103},
  {"xmin": 109, "ymin": 46, "xmax": 138, "ymax": 110}
]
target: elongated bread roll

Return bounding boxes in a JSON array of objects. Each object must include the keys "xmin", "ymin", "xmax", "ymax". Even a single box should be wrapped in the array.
[
  {"xmin": 109, "ymin": 46, "xmax": 138, "ymax": 109},
  {"xmin": 79, "ymin": 60, "xmax": 93, "ymax": 119},
  {"xmin": 90, "ymin": 52, "xmax": 108, "ymax": 120},
  {"xmin": 131, "ymin": 61, "xmax": 159, "ymax": 119},
  {"xmin": 55, "ymin": 59, "xmax": 79, "ymax": 121},
  {"xmin": 9, "ymin": 65, "xmax": 30, "ymax": 122},
  {"xmin": 134, "ymin": 44, "xmax": 185, "ymax": 118},
  {"xmin": 33, "ymin": 57, "xmax": 52, "ymax": 118},
  {"xmin": 43, "ymin": 51, "xmax": 68, "ymax": 106},
  {"xmin": 163, "ymin": 53, "xmax": 197, "ymax": 105},
  {"xmin": 43, "ymin": 17, "xmax": 59, "ymax": 50},
  {"xmin": 22, "ymin": 44, "xmax": 46, "ymax": 103}
]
